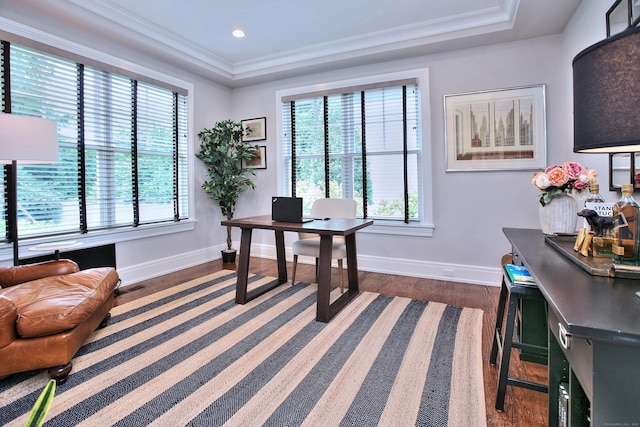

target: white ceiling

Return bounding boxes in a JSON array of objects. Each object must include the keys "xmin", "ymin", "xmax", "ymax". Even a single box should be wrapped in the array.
[{"xmin": 0, "ymin": 0, "xmax": 583, "ymax": 87}]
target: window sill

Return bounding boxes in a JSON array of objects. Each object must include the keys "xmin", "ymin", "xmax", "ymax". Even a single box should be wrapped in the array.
[
  {"xmin": 361, "ymin": 220, "xmax": 434, "ymax": 237},
  {"xmin": 0, "ymin": 219, "xmax": 197, "ymax": 264}
]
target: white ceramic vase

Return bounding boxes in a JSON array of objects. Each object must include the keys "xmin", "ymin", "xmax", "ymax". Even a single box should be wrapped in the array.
[{"xmin": 538, "ymin": 193, "xmax": 579, "ymax": 235}]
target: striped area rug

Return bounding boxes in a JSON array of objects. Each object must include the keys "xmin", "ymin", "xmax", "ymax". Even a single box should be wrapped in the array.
[{"xmin": 0, "ymin": 270, "xmax": 486, "ymax": 426}]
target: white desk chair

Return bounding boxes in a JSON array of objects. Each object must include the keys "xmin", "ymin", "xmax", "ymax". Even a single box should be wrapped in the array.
[{"xmin": 291, "ymin": 198, "xmax": 357, "ymax": 292}]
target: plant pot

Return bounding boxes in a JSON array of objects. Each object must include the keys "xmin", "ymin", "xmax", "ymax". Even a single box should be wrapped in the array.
[
  {"xmin": 221, "ymin": 249, "xmax": 237, "ymax": 263},
  {"xmin": 538, "ymin": 193, "xmax": 578, "ymax": 236}
]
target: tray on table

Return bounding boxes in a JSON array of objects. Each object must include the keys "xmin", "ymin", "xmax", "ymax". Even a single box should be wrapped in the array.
[{"xmin": 545, "ymin": 234, "xmax": 640, "ymax": 279}]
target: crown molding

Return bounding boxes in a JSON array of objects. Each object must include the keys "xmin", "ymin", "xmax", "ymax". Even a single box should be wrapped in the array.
[{"xmin": 62, "ymin": 0, "xmax": 520, "ymax": 82}]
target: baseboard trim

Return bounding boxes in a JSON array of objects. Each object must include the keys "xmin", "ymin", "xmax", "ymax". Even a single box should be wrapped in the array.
[
  {"xmin": 117, "ymin": 245, "xmax": 224, "ymax": 286},
  {"xmin": 118, "ymin": 242, "xmax": 502, "ymax": 288},
  {"xmin": 247, "ymin": 243, "xmax": 501, "ymax": 287}
]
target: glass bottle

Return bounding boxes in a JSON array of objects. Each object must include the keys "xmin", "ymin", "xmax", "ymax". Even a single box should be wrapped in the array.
[
  {"xmin": 611, "ymin": 184, "xmax": 640, "ymax": 264},
  {"xmin": 584, "ymin": 183, "xmax": 606, "ymax": 206},
  {"xmin": 585, "ymin": 184, "xmax": 612, "ymax": 257}
]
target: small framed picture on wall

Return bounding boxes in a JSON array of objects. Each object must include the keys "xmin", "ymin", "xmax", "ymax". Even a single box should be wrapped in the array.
[
  {"xmin": 243, "ymin": 145, "xmax": 267, "ymax": 169},
  {"xmin": 241, "ymin": 117, "xmax": 266, "ymax": 142}
]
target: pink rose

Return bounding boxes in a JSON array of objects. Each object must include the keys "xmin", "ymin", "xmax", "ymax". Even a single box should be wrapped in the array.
[
  {"xmin": 544, "ymin": 165, "xmax": 560, "ymax": 173},
  {"xmin": 573, "ymin": 180, "xmax": 586, "ymax": 190},
  {"xmin": 547, "ymin": 167, "xmax": 568, "ymax": 186},
  {"xmin": 562, "ymin": 161, "xmax": 585, "ymax": 179}
]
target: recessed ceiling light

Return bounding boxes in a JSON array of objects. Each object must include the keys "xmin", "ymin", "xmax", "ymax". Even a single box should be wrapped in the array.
[{"xmin": 232, "ymin": 29, "xmax": 245, "ymax": 38}]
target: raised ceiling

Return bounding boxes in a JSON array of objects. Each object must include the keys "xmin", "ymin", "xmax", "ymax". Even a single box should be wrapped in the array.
[{"xmin": 0, "ymin": 0, "xmax": 582, "ymax": 87}]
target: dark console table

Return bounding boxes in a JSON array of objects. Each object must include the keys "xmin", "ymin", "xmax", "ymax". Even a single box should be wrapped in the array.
[{"xmin": 503, "ymin": 228, "xmax": 640, "ymax": 426}]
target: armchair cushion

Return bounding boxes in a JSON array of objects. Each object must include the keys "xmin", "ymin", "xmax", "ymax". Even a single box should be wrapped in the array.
[{"xmin": 0, "ymin": 267, "xmax": 119, "ymax": 338}]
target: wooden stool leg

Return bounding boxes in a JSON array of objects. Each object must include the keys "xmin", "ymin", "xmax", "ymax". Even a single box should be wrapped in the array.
[
  {"xmin": 490, "ymin": 278, "xmax": 510, "ymax": 365},
  {"xmin": 495, "ymin": 292, "xmax": 519, "ymax": 411}
]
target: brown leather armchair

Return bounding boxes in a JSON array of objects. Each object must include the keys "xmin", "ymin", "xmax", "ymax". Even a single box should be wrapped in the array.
[{"xmin": 0, "ymin": 259, "xmax": 120, "ymax": 384}]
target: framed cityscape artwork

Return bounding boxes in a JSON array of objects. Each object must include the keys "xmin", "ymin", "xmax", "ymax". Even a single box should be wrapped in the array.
[{"xmin": 444, "ymin": 85, "xmax": 547, "ymax": 172}]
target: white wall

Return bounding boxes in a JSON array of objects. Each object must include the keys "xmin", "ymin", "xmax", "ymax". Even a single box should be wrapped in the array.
[
  {"xmin": 228, "ymin": 31, "xmax": 585, "ymax": 286},
  {"xmin": 2, "ymin": 1, "xmax": 616, "ymax": 287}
]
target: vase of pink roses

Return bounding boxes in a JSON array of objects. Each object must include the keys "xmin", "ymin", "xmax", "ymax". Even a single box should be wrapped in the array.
[{"xmin": 532, "ymin": 161, "xmax": 598, "ymax": 235}]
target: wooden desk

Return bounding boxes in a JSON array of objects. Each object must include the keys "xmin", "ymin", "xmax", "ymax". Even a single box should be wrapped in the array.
[
  {"xmin": 503, "ymin": 228, "xmax": 640, "ymax": 426},
  {"xmin": 221, "ymin": 215, "xmax": 373, "ymax": 322}
]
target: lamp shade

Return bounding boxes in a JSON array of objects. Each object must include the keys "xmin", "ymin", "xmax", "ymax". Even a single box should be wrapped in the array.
[
  {"xmin": 573, "ymin": 26, "xmax": 640, "ymax": 153},
  {"xmin": 0, "ymin": 113, "xmax": 59, "ymax": 163}
]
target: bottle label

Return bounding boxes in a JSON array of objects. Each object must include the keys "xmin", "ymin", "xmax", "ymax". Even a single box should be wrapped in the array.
[
  {"xmin": 612, "ymin": 210, "xmax": 637, "ymax": 259},
  {"xmin": 612, "ymin": 212, "xmax": 630, "ymax": 231},
  {"xmin": 585, "ymin": 202, "xmax": 614, "ymax": 217}
]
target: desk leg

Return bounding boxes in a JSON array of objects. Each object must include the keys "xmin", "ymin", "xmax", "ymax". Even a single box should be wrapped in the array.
[
  {"xmin": 236, "ymin": 227, "xmax": 287, "ymax": 305},
  {"xmin": 274, "ymin": 229, "xmax": 287, "ymax": 284},
  {"xmin": 345, "ymin": 233, "xmax": 359, "ymax": 292},
  {"xmin": 316, "ymin": 235, "xmax": 333, "ymax": 322},
  {"xmin": 316, "ymin": 233, "xmax": 359, "ymax": 323},
  {"xmin": 235, "ymin": 228, "xmax": 252, "ymax": 304}
]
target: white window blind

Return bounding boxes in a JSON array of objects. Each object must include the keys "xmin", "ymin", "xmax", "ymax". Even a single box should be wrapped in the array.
[
  {"xmin": 1, "ymin": 42, "xmax": 189, "ymax": 242},
  {"xmin": 83, "ymin": 67, "xmax": 134, "ymax": 229},
  {"xmin": 282, "ymin": 83, "xmax": 421, "ymax": 221},
  {"xmin": 9, "ymin": 45, "xmax": 81, "ymax": 237}
]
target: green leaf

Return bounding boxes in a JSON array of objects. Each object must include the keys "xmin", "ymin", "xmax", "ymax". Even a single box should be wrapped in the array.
[
  {"xmin": 24, "ymin": 379, "xmax": 56, "ymax": 427},
  {"xmin": 539, "ymin": 187, "xmax": 563, "ymax": 206}
]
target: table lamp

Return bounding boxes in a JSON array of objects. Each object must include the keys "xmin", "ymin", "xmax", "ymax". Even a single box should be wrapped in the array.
[
  {"xmin": 0, "ymin": 113, "xmax": 59, "ymax": 265},
  {"xmin": 573, "ymin": 25, "xmax": 640, "ymax": 153}
]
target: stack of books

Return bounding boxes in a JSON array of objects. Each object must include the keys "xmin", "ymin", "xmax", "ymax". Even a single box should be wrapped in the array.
[{"xmin": 503, "ymin": 263, "xmax": 536, "ymax": 286}]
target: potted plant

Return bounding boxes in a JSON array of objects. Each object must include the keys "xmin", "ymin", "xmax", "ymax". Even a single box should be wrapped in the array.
[{"xmin": 197, "ymin": 120, "xmax": 259, "ymax": 263}]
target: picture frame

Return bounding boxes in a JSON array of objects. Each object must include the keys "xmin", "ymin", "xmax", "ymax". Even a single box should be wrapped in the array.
[
  {"xmin": 606, "ymin": 0, "xmax": 631, "ymax": 37},
  {"xmin": 243, "ymin": 145, "xmax": 267, "ymax": 169},
  {"xmin": 632, "ymin": 0, "xmax": 640, "ymax": 27},
  {"xmin": 444, "ymin": 85, "xmax": 546, "ymax": 172},
  {"xmin": 609, "ymin": 152, "xmax": 640, "ymax": 191},
  {"xmin": 241, "ymin": 117, "xmax": 266, "ymax": 142}
]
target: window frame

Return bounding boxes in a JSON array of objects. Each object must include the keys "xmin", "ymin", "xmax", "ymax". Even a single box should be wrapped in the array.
[
  {"xmin": 276, "ymin": 69, "xmax": 434, "ymax": 237},
  {"xmin": 0, "ymin": 20, "xmax": 196, "ymax": 263}
]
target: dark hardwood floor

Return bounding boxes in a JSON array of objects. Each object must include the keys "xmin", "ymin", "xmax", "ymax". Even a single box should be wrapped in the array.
[{"xmin": 116, "ymin": 258, "xmax": 548, "ymax": 427}]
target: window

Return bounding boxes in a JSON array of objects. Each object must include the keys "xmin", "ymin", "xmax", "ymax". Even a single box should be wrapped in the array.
[
  {"xmin": 1, "ymin": 41, "xmax": 189, "ymax": 243},
  {"xmin": 281, "ymin": 76, "xmax": 423, "ymax": 223}
]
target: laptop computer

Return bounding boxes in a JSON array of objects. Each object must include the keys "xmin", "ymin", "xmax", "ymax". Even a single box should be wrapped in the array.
[{"xmin": 272, "ymin": 196, "xmax": 313, "ymax": 223}]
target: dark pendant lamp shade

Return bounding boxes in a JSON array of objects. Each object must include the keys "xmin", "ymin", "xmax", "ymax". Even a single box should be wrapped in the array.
[{"xmin": 573, "ymin": 26, "xmax": 640, "ymax": 153}]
